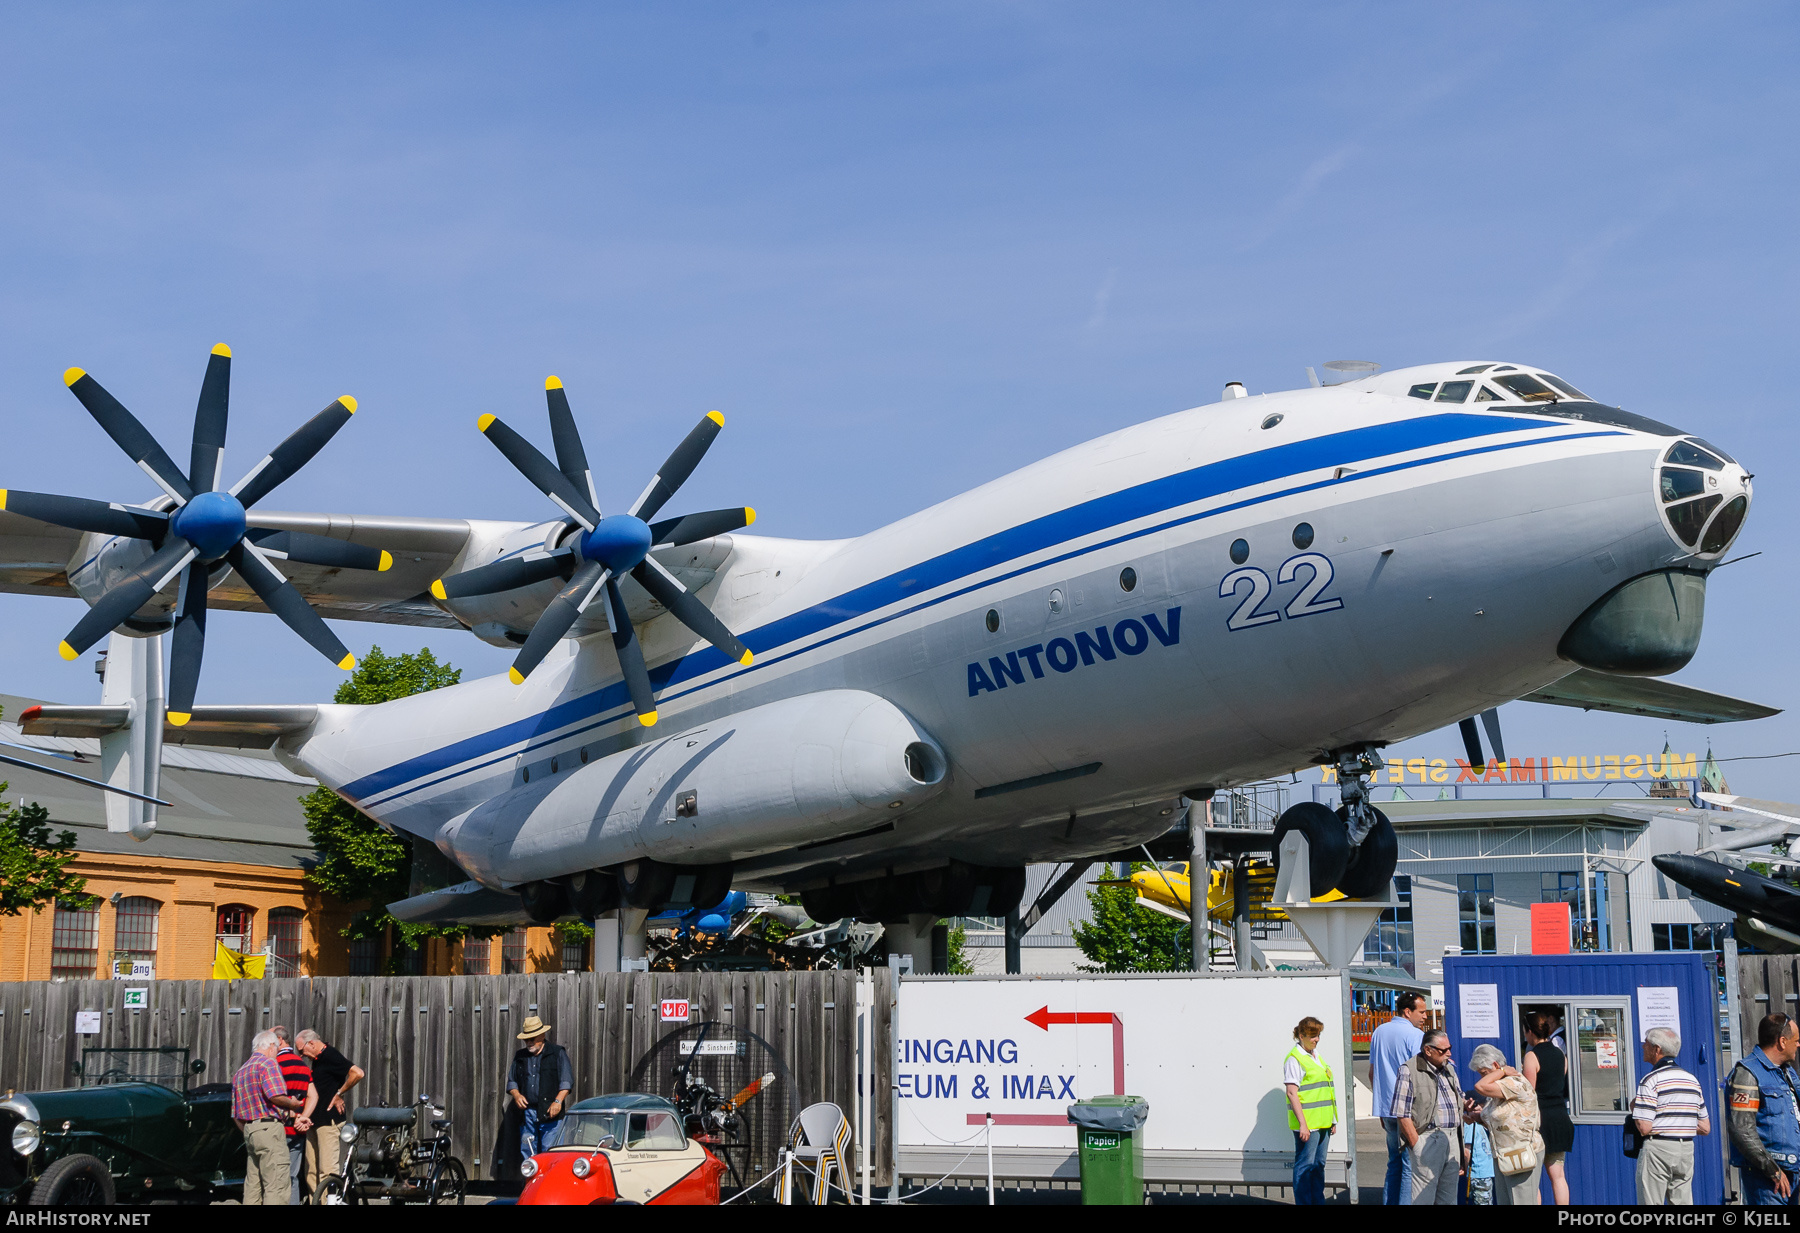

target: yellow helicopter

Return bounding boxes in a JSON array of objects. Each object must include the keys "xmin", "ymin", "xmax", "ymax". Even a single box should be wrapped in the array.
[{"xmin": 1098, "ymin": 861, "xmax": 1344, "ymax": 923}]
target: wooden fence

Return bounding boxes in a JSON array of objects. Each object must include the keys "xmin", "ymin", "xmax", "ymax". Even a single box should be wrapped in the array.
[{"xmin": 0, "ymin": 970, "xmax": 893, "ymax": 1187}]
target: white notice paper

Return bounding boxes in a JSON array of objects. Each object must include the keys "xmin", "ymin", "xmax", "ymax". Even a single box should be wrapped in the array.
[
  {"xmin": 1460, "ymin": 983, "xmax": 1501, "ymax": 1038},
  {"xmin": 74, "ymin": 1011, "xmax": 101, "ymax": 1035},
  {"xmin": 1638, "ymin": 986, "xmax": 1680, "ymax": 1040}
]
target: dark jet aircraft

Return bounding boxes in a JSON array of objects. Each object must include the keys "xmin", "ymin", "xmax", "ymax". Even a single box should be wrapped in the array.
[{"xmin": 1654, "ymin": 852, "xmax": 1800, "ymax": 952}]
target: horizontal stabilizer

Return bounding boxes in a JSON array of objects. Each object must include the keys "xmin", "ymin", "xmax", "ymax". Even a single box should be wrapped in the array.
[
  {"xmin": 1521, "ymin": 668, "xmax": 1781, "ymax": 725},
  {"xmin": 1699, "ymin": 820, "xmax": 1798, "ymax": 854},
  {"xmin": 20, "ymin": 703, "xmax": 317, "ymax": 749}
]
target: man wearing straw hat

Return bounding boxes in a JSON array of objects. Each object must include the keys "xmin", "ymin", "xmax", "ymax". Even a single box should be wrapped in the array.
[{"xmin": 508, "ymin": 1015, "xmax": 573, "ymax": 1158}]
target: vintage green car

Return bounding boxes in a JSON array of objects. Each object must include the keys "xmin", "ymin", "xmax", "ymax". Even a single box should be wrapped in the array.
[{"xmin": 1, "ymin": 1047, "xmax": 246, "ymax": 1205}]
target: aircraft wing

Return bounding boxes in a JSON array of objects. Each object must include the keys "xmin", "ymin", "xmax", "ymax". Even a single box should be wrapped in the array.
[
  {"xmin": 21, "ymin": 702, "xmax": 319, "ymax": 751},
  {"xmin": 0, "ymin": 506, "xmax": 476, "ymax": 629},
  {"xmin": 1520, "ymin": 668, "xmax": 1782, "ymax": 725}
]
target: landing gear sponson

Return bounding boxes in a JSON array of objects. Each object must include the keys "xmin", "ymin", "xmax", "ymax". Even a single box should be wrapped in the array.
[{"xmin": 1272, "ymin": 744, "xmax": 1399, "ymax": 901}]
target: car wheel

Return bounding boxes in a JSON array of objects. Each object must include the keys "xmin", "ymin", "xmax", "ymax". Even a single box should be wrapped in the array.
[
  {"xmin": 30, "ymin": 1154, "xmax": 116, "ymax": 1205},
  {"xmin": 429, "ymin": 1157, "xmax": 468, "ymax": 1205}
]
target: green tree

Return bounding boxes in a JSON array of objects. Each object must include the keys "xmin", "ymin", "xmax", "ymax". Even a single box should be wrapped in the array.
[
  {"xmin": 0, "ymin": 786, "xmax": 96, "ymax": 916},
  {"xmin": 1072, "ymin": 863, "xmax": 1191, "ymax": 972},
  {"xmin": 946, "ymin": 923, "xmax": 973, "ymax": 975},
  {"xmin": 301, "ymin": 646, "xmax": 468, "ymax": 960}
]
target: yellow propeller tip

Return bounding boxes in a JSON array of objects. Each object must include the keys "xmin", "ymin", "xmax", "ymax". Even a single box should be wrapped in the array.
[
  {"xmin": 57, "ymin": 641, "xmax": 78, "ymax": 661},
  {"xmin": 429, "ymin": 578, "xmax": 447, "ymax": 600},
  {"xmin": 211, "ymin": 343, "xmax": 231, "ymax": 357},
  {"xmin": 545, "ymin": 375, "xmax": 562, "ymax": 390},
  {"xmin": 478, "ymin": 413, "xmax": 497, "ymax": 432},
  {"xmin": 639, "ymin": 710, "xmax": 658, "ymax": 727},
  {"xmin": 63, "ymin": 367, "xmax": 86, "ymax": 387},
  {"xmin": 167, "ymin": 711, "xmax": 191, "ymax": 727},
  {"xmin": 508, "ymin": 667, "xmax": 525, "ymax": 685},
  {"xmin": 0, "ymin": 489, "xmax": 8, "ymax": 511},
  {"xmin": 745, "ymin": 507, "xmax": 756, "ymax": 526},
  {"xmin": 339, "ymin": 395, "xmax": 357, "ymax": 414},
  {"xmin": 377, "ymin": 550, "xmax": 393, "ymax": 573},
  {"xmin": 706, "ymin": 410, "xmax": 724, "ymax": 427},
  {"xmin": 337, "ymin": 653, "xmax": 356, "ymax": 671},
  {"xmin": 739, "ymin": 651, "xmax": 754, "ymax": 666}
]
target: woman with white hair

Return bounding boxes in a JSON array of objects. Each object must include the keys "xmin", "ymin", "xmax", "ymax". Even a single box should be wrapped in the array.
[{"xmin": 1469, "ymin": 1043, "xmax": 1544, "ymax": 1205}]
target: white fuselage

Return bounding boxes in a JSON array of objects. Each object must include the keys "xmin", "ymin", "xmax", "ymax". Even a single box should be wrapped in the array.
[{"xmin": 280, "ymin": 363, "xmax": 1744, "ymax": 894}]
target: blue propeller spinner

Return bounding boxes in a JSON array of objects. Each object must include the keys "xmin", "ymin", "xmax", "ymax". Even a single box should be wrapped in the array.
[
  {"xmin": 430, "ymin": 376, "xmax": 757, "ymax": 727},
  {"xmin": 1, "ymin": 345, "xmax": 391, "ymax": 723}
]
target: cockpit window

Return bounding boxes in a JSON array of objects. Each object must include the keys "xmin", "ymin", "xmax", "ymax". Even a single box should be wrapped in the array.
[
  {"xmin": 1666, "ymin": 495, "xmax": 1722, "ymax": 546},
  {"xmin": 1701, "ymin": 496, "xmax": 1748, "ymax": 554},
  {"xmin": 1456, "ymin": 364, "xmax": 1494, "ymax": 375},
  {"xmin": 1491, "ymin": 366, "xmax": 1518, "ymax": 373},
  {"xmin": 1660, "ymin": 468, "xmax": 1705, "ymax": 502},
  {"xmin": 1158, "ymin": 862, "xmax": 1188, "ymax": 875},
  {"xmin": 1688, "ymin": 437, "xmax": 1736, "ymax": 465},
  {"xmin": 1522, "ymin": 401, "xmax": 1686, "ymax": 436},
  {"xmin": 1408, "ymin": 383, "xmax": 1437, "ymax": 400},
  {"xmin": 1537, "ymin": 373, "xmax": 1590, "ymax": 400},
  {"xmin": 1435, "ymin": 381, "xmax": 1473, "ymax": 403},
  {"xmin": 1665, "ymin": 441, "xmax": 1724, "ymax": 471},
  {"xmin": 1473, "ymin": 385, "xmax": 1506, "ymax": 402},
  {"xmin": 1494, "ymin": 373, "xmax": 1558, "ymax": 402}
]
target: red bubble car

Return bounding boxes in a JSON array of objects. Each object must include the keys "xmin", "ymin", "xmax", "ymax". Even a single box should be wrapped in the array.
[{"xmin": 517, "ymin": 1094, "xmax": 727, "ymax": 1205}]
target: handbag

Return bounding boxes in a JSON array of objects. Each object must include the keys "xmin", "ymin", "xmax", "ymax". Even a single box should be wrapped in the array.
[
  {"xmin": 1486, "ymin": 1075, "xmax": 1543, "ymax": 1174},
  {"xmin": 1623, "ymin": 1111, "xmax": 1644, "ymax": 1159}
]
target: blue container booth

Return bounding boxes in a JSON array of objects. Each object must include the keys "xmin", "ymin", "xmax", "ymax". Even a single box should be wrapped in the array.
[{"xmin": 1443, "ymin": 952, "xmax": 1722, "ymax": 1205}]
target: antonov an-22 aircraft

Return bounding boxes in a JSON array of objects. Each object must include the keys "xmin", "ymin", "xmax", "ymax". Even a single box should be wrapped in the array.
[{"xmin": 0, "ymin": 350, "xmax": 1778, "ymax": 942}]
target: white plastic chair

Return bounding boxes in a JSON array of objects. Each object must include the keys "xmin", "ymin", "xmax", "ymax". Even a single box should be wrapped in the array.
[{"xmin": 776, "ymin": 1102, "xmax": 854, "ymax": 1205}]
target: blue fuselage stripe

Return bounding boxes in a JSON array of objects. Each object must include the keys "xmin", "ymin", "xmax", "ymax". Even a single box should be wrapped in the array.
[{"xmin": 343, "ymin": 412, "xmax": 1609, "ymax": 804}]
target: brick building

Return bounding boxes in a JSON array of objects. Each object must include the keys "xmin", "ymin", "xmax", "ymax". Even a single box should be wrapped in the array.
[{"xmin": 0, "ymin": 693, "xmax": 569, "ymax": 980}]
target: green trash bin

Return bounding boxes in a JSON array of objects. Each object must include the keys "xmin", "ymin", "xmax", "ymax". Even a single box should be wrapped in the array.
[{"xmin": 1067, "ymin": 1094, "xmax": 1149, "ymax": 1205}]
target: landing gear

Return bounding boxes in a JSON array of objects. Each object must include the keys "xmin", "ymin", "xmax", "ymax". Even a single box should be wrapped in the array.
[
  {"xmin": 519, "ymin": 879, "xmax": 571, "ymax": 924},
  {"xmin": 1273, "ymin": 745, "xmax": 1398, "ymax": 899}
]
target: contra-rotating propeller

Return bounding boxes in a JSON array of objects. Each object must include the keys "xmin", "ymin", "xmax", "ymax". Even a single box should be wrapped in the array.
[
  {"xmin": 1, "ymin": 345, "xmax": 391, "ymax": 724},
  {"xmin": 430, "ymin": 376, "xmax": 755, "ymax": 727}
]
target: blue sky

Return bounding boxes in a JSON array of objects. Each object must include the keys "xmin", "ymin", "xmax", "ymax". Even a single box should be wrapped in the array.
[{"xmin": 0, "ymin": 3, "xmax": 1795, "ymax": 794}]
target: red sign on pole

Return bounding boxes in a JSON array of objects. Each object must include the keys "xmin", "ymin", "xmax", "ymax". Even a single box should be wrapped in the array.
[{"xmin": 1531, "ymin": 902, "xmax": 1572, "ymax": 954}]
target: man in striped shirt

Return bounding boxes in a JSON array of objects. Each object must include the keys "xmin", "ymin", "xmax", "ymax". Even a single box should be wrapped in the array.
[
  {"xmin": 273, "ymin": 1027, "xmax": 317, "ymax": 1203},
  {"xmin": 1632, "ymin": 1026, "xmax": 1712, "ymax": 1205}
]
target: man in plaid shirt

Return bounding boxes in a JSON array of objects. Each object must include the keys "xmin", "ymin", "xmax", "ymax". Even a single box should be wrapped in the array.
[{"xmin": 232, "ymin": 1030, "xmax": 305, "ymax": 1205}]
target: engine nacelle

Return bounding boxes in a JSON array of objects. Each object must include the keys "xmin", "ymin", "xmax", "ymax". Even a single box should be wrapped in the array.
[{"xmin": 439, "ymin": 690, "xmax": 949, "ymax": 886}]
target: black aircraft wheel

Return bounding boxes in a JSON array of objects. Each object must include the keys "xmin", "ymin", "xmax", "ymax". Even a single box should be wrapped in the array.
[
  {"xmin": 30, "ymin": 1153, "xmax": 116, "ymax": 1205},
  {"xmin": 968, "ymin": 866, "xmax": 1028, "ymax": 917},
  {"xmin": 1332, "ymin": 806, "xmax": 1398, "ymax": 900},
  {"xmin": 520, "ymin": 879, "xmax": 571, "ymax": 924},
  {"xmin": 1272, "ymin": 802, "xmax": 1351, "ymax": 899},
  {"xmin": 852, "ymin": 877, "xmax": 902, "ymax": 922},
  {"xmin": 618, "ymin": 860, "xmax": 677, "ymax": 910},
  {"xmin": 428, "ymin": 1158, "xmax": 467, "ymax": 1206},
  {"xmin": 800, "ymin": 884, "xmax": 856, "ymax": 924},
  {"xmin": 568, "ymin": 869, "xmax": 621, "ymax": 917},
  {"xmin": 687, "ymin": 863, "xmax": 734, "ymax": 911},
  {"xmin": 916, "ymin": 862, "xmax": 977, "ymax": 917}
]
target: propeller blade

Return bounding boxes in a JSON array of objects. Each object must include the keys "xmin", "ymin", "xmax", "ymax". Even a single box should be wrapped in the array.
[
  {"xmin": 63, "ymin": 368, "xmax": 193, "ymax": 504},
  {"xmin": 189, "ymin": 343, "xmax": 231, "ymax": 493},
  {"xmin": 246, "ymin": 529, "xmax": 391, "ymax": 573},
  {"xmin": 477, "ymin": 414, "xmax": 600, "ymax": 530},
  {"xmin": 604, "ymin": 576, "xmax": 658, "ymax": 725},
  {"xmin": 630, "ymin": 411, "xmax": 723, "ymax": 522},
  {"xmin": 167, "ymin": 561, "xmax": 209, "ymax": 723},
  {"xmin": 0, "ymin": 490, "xmax": 166, "ymax": 540},
  {"xmin": 544, "ymin": 377, "xmax": 598, "ymax": 512},
  {"xmin": 59, "ymin": 538, "xmax": 196, "ymax": 659},
  {"xmin": 724, "ymin": 1071, "xmax": 777, "ymax": 1113},
  {"xmin": 1458, "ymin": 716, "xmax": 1486, "ymax": 776},
  {"xmin": 229, "ymin": 396, "xmax": 357, "ymax": 509},
  {"xmin": 631, "ymin": 559, "xmax": 752, "ymax": 666},
  {"xmin": 430, "ymin": 550, "xmax": 572, "ymax": 601},
  {"xmin": 0, "ymin": 750, "xmax": 171, "ymax": 807},
  {"xmin": 226, "ymin": 543, "xmax": 355, "ymax": 670},
  {"xmin": 1480, "ymin": 707, "xmax": 1506, "ymax": 764},
  {"xmin": 508, "ymin": 559, "xmax": 609, "ymax": 683},
  {"xmin": 649, "ymin": 507, "xmax": 755, "ymax": 547}
]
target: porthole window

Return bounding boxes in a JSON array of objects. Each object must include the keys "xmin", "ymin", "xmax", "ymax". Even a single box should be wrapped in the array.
[
  {"xmin": 984, "ymin": 609, "xmax": 1000, "ymax": 633},
  {"xmin": 1292, "ymin": 523, "xmax": 1315, "ymax": 550},
  {"xmin": 522, "ymin": 766, "xmax": 530, "ymax": 783},
  {"xmin": 580, "ymin": 747, "xmax": 589, "ymax": 764},
  {"xmin": 550, "ymin": 757, "xmax": 559, "ymax": 774},
  {"xmin": 1229, "ymin": 539, "xmax": 1249, "ymax": 565},
  {"xmin": 1118, "ymin": 567, "xmax": 1137, "ymax": 593},
  {"xmin": 1261, "ymin": 414, "xmax": 1284, "ymax": 430}
]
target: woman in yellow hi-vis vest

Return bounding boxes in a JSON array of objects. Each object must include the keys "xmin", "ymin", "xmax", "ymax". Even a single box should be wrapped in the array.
[{"xmin": 1284, "ymin": 1015, "xmax": 1339, "ymax": 1205}]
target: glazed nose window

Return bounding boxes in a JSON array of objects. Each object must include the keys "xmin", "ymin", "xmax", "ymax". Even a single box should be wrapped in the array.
[{"xmin": 1660, "ymin": 468, "xmax": 1705, "ymax": 502}]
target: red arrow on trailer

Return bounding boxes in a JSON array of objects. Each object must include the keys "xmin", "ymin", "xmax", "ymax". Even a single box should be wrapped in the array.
[{"xmin": 968, "ymin": 1005, "xmax": 1127, "ymax": 1127}]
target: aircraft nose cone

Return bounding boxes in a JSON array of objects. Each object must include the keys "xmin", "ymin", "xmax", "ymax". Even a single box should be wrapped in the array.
[
  {"xmin": 580, "ymin": 514, "xmax": 652, "ymax": 573},
  {"xmin": 169, "ymin": 490, "xmax": 247, "ymax": 561}
]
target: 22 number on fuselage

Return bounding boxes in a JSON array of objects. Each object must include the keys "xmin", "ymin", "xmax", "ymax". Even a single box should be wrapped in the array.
[{"xmin": 1219, "ymin": 552, "xmax": 1343, "ymax": 632}]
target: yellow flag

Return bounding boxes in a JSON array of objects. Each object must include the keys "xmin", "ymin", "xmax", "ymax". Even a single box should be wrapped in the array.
[{"xmin": 211, "ymin": 942, "xmax": 268, "ymax": 980}]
